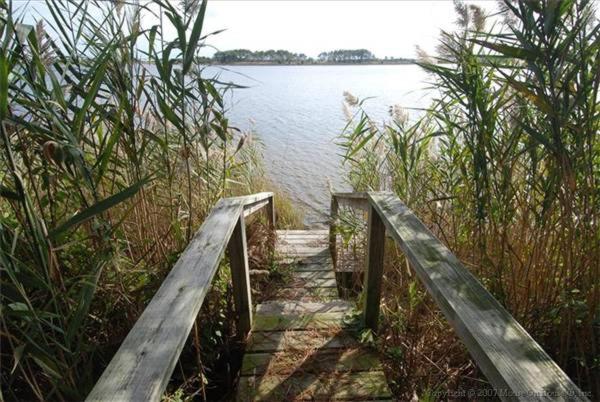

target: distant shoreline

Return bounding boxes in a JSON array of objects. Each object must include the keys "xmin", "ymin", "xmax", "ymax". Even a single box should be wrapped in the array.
[
  {"xmin": 139, "ymin": 60, "xmax": 419, "ymax": 67},
  {"xmin": 208, "ymin": 60, "xmax": 417, "ymax": 66}
]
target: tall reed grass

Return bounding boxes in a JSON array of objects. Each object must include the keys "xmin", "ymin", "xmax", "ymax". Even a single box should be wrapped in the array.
[
  {"xmin": 0, "ymin": 1, "xmax": 300, "ymax": 400},
  {"xmin": 339, "ymin": 0, "xmax": 599, "ymax": 398}
]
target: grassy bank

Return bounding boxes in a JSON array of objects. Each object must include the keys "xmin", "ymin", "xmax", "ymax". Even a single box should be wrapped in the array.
[
  {"xmin": 0, "ymin": 1, "xmax": 300, "ymax": 400},
  {"xmin": 339, "ymin": 1, "xmax": 599, "ymax": 399}
]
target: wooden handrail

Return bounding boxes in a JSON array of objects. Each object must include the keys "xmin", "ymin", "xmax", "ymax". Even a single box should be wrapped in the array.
[
  {"xmin": 86, "ymin": 192, "xmax": 274, "ymax": 402},
  {"xmin": 330, "ymin": 191, "xmax": 588, "ymax": 402},
  {"xmin": 331, "ymin": 191, "xmax": 368, "ymax": 199}
]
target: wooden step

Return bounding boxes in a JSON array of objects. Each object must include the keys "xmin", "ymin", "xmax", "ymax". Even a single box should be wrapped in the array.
[
  {"xmin": 247, "ymin": 330, "xmax": 359, "ymax": 353},
  {"xmin": 293, "ymin": 270, "xmax": 335, "ymax": 280},
  {"xmin": 256, "ymin": 300, "xmax": 353, "ymax": 315},
  {"xmin": 238, "ymin": 229, "xmax": 392, "ymax": 401},
  {"xmin": 241, "ymin": 347, "xmax": 382, "ymax": 375},
  {"xmin": 276, "ymin": 230, "xmax": 328, "ymax": 236},
  {"xmin": 253, "ymin": 312, "xmax": 357, "ymax": 331},
  {"xmin": 277, "ymin": 246, "xmax": 329, "ymax": 256},
  {"xmin": 272, "ymin": 286, "xmax": 338, "ymax": 301},
  {"xmin": 277, "ymin": 235, "xmax": 327, "ymax": 241},
  {"xmin": 286, "ymin": 254, "xmax": 332, "ymax": 264},
  {"xmin": 288, "ymin": 276, "xmax": 337, "ymax": 288},
  {"xmin": 291, "ymin": 261, "xmax": 332, "ymax": 271},
  {"xmin": 237, "ymin": 371, "xmax": 392, "ymax": 401}
]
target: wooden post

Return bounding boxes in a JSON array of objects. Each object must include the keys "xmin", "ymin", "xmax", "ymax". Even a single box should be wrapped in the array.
[
  {"xmin": 329, "ymin": 195, "xmax": 339, "ymax": 267},
  {"xmin": 266, "ymin": 195, "xmax": 275, "ymax": 230},
  {"xmin": 363, "ymin": 204, "xmax": 385, "ymax": 331},
  {"xmin": 228, "ymin": 215, "xmax": 252, "ymax": 336}
]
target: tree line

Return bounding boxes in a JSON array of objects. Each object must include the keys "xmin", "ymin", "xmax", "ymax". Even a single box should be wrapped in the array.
[{"xmin": 211, "ymin": 48, "xmax": 414, "ymax": 64}]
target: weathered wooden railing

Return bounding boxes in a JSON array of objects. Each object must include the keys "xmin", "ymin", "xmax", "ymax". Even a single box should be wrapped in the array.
[
  {"xmin": 86, "ymin": 192, "xmax": 275, "ymax": 402},
  {"xmin": 330, "ymin": 191, "xmax": 589, "ymax": 402}
]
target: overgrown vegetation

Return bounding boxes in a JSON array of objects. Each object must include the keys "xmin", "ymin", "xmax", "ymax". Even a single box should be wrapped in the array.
[
  {"xmin": 0, "ymin": 0, "xmax": 300, "ymax": 400},
  {"xmin": 339, "ymin": 0, "xmax": 599, "ymax": 399}
]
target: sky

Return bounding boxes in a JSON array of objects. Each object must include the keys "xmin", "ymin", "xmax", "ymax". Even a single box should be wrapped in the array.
[
  {"xmin": 198, "ymin": 1, "xmax": 500, "ymax": 58},
  {"xmin": 19, "ymin": 0, "xmax": 500, "ymax": 59}
]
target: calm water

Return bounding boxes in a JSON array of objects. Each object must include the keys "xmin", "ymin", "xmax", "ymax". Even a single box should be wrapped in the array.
[{"xmin": 207, "ymin": 65, "xmax": 433, "ymax": 226}]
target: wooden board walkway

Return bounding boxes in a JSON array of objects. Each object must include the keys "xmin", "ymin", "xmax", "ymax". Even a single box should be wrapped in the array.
[
  {"xmin": 237, "ymin": 230, "xmax": 392, "ymax": 401},
  {"xmin": 88, "ymin": 192, "xmax": 588, "ymax": 402}
]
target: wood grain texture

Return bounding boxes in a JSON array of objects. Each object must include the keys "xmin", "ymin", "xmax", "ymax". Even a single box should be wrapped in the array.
[
  {"xmin": 229, "ymin": 214, "xmax": 252, "ymax": 336},
  {"xmin": 276, "ymin": 229, "xmax": 328, "ymax": 235},
  {"xmin": 238, "ymin": 229, "xmax": 391, "ymax": 401},
  {"xmin": 329, "ymin": 195, "xmax": 339, "ymax": 267},
  {"xmin": 252, "ymin": 312, "xmax": 354, "ymax": 331},
  {"xmin": 247, "ymin": 331, "xmax": 359, "ymax": 353},
  {"xmin": 292, "ymin": 262, "xmax": 332, "ymax": 272},
  {"xmin": 273, "ymin": 286, "xmax": 338, "ymax": 301},
  {"xmin": 332, "ymin": 192, "xmax": 369, "ymax": 199},
  {"xmin": 243, "ymin": 199, "xmax": 270, "ymax": 218},
  {"xmin": 277, "ymin": 246, "xmax": 328, "ymax": 255},
  {"xmin": 280, "ymin": 253, "xmax": 332, "ymax": 265},
  {"xmin": 293, "ymin": 270, "xmax": 336, "ymax": 280},
  {"xmin": 277, "ymin": 237, "xmax": 327, "ymax": 245},
  {"xmin": 265, "ymin": 195, "xmax": 275, "ymax": 230},
  {"xmin": 362, "ymin": 204, "xmax": 386, "ymax": 331},
  {"xmin": 256, "ymin": 300, "xmax": 353, "ymax": 315},
  {"xmin": 289, "ymin": 277, "xmax": 337, "ymax": 288},
  {"xmin": 368, "ymin": 191, "xmax": 588, "ymax": 402},
  {"xmin": 233, "ymin": 192, "xmax": 274, "ymax": 205},
  {"xmin": 86, "ymin": 199, "xmax": 244, "ymax": 402},
  {"xmin": 237, "ymin": 371, "xmax": 391, "ymax": 401},
  {"xmin": 241, "ymin": 348, "xmax": 382, "ymax": 375}
]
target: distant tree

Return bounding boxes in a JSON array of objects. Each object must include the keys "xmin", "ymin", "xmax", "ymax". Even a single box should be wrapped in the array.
[
  {"xmin": 316, "ymin": 49, "xmax": 376, "ymax": 63},
  {"xmin": 212, "ymin": 48, "xmax": 389, "ymax": 64}
]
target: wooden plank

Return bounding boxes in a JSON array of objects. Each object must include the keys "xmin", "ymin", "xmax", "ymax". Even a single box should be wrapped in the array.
[
  {"xmin": 293, "ymin": 255, "xmax": 333, "ymax": 267},
  {"xmin": 293, "ymin": 270, "xmax": 335, "ymax": 280},
  {"xmin": 289, "ymin": 277, "xmax": 337, "ymax": 288},
  {"xmin": 277, "ymin": 238, "xmax": 328, "ymax": 243},
  {"xmin": 277, "ymin": 232, "xmax": 328, "ymax": 238},
  {"xmin": 280, "ymin": 256, "xmax": 332, "ymax": 266},
  {"xmin": 329, "ymin": 195, "xmax": 339, "ymax": 267},
  {"xmin": 233, "ymin": 192, "xmax": 274, "ymax": 206},
  {"xmin": 363, "ymin": 204, "xmax": 386, "ymax": 331},
  {"xmin": 277, "ymin": 236, "xmax": 327, "ymax": 244},
  {"xmin": 240, "ymin": 348, "xmax": 382, "ymax": 375},
  {"xmin": 278, "ymin": 241, "xmax": 328, "ymax": 250},
  {"xmin": 265, "ymin": 195, "xmax": 275, "ymax": 230},
  {"xmin": 295, "ymin": 251, "xmax": 330, "ymax": 259},
  {"xmin": 256, "ymin": 300, "xmax": 353, "ymax": 315},
  {"xmin": 247, "ymin": 331, "xmax": 359, "ymax": 353},
  {"xmin": 273, "ymin": 286, "xmax": 338, "ymax": 301},
  {"xmin": 243, "ymin": 199, "xmax": 270, "ymax": 218},
  {"xmin": 277, "ymin": 246, "xmax": 328, "ymax": 254},
  {"xmin": 86, "ymin": 199, "xmax": 243, "ymax": 402},
  {"xmin": 292, "ymin": 262, "xmax": 332, "ymax": 271},
  {"xmin": 368, "ymin": 192, "xmax": 589, "ymax": 402},
  {"xmin": 252, "ymin": 312, "xmax": 355, "ymax": 331},
  {"xmin": 236, "ymin": 193, "xmax": 274, "ymax": 226},
  {"xmin": 237, "ymin": 371, "xmax": 391, "ymax": 401},
  {"xmin": 332, "ymin": 192, "xmax": 369, "ymax": 200},
  {"xmin": 228, "ymin": 214, "xmax": 252, "ymax": 335},
  {"xmin": 277, "ymin": 230, "xmax": 328, "ymax": 234},
  {"xmin": 276, "ymin": 232, "xmax": 327, "ymax": 241}
]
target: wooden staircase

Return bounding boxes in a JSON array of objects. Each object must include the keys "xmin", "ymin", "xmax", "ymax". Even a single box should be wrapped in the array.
[
  {"xmin": 236, "ymin": 230, "xmax": 392, "ymax": 401},
  {"xmin": 87, "ymin": 192, "xmax": 588, "ymax": 402}
]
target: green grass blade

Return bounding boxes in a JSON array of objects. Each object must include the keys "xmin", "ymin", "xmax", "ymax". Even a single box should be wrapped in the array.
[{"xmin": 49, "ymin": 178, "xmax": 149, "ymax": 239}]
